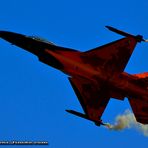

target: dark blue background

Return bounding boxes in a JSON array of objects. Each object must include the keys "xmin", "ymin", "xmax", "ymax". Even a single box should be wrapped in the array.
[{"xmin": 0, "ymin": 0, "xmax": 148, "ymax": 147}]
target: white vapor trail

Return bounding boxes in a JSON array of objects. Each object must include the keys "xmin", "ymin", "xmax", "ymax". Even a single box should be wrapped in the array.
[{"xmin": 105, "ymin": 110, "xmax": 148, "ymax": 136}]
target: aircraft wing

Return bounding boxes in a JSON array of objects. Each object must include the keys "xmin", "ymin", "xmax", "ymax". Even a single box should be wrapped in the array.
[
  {"xmin": 68, "ymin": 77, "xmax": 110, "ymax": 121},
  {"xmin": 82, "ymin": 37, "xmax": 138, "ymax": 75}
]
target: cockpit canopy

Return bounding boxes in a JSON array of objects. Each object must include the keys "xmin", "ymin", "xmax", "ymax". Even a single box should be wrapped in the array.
[{"xmin": 29, "ymin": 35, "xmax": 55, "ymax": 45}]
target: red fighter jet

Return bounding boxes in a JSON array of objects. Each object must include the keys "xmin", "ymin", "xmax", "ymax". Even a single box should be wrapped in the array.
[{"xmin": 0, "ymin": 26, "xmax": 148, "ymax": 126}]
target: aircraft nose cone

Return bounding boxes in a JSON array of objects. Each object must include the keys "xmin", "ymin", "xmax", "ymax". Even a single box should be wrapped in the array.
[
  {"xmin": 0, "ymin": 31, "xmax": 10, "ymax": 36},
  {"xmin": 0, "ymin": 31, "xmax": 16, "ymax": 37},
  {"xmin": 0, "ymin": 31, "xmax": 26, "ymax": 43},
  {"xmin": 0, "ymin": 30, "xmax": 43, "ymax": 55}
]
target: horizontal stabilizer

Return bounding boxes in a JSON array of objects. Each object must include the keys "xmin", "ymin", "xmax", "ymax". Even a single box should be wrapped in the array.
[{"xmin": 128, "ymin": 97, "xmax": 148, "ymax": 124}]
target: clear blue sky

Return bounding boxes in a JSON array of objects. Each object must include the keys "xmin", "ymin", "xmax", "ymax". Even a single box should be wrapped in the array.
[{"xmin": 0, "ymin": 0, "xmax": 148, "ymax": 147}]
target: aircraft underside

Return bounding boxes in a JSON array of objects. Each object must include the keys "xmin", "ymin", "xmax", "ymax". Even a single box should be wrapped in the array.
[{"xmin": 0, "ymin": 26, "xmax": 148, "ymax": 125}]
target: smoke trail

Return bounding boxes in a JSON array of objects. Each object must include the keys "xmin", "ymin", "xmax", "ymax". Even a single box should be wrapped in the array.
[{"xmin": 106, "ymin": 110, "xmax": 148, "ymax": 136}]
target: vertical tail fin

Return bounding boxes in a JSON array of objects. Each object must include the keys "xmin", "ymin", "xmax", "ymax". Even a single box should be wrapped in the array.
[
  {"xmin": 132, "ymin": 72, "xmax": 148, "ymax": 89},
  {"xmin": 133, "ymin": 72, "xmax": 148, "ymax": 79}
]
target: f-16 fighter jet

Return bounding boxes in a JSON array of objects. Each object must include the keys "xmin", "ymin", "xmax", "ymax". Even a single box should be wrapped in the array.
[{"xmin": 0, "ymin": 26, "xmax": 148, "ymax": 126}]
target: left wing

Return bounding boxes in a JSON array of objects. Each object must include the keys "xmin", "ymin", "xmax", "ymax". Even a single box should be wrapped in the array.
[
  {"xmin": 81, "ymin": 36, "xmax": 138, "ymax": 75},
  {"xmin": 68, "ymin": 76, "xmax": 110, "ymax": 122}
]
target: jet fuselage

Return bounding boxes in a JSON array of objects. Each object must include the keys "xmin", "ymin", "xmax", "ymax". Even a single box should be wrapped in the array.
[{"xmin": 41, "ymin": 49, "xmax": 148, "ymax": 100}]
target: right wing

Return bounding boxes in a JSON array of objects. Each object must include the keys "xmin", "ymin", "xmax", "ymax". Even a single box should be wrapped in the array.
[{"xmin": 68, "ymin": 76, "xmax": 110, "ymax": 122}]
